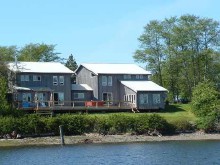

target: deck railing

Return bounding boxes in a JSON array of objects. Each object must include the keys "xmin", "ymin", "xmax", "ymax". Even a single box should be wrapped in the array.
[{"xmin": 14, "ymin": 100, "xmax": 136, "ymax": 111}]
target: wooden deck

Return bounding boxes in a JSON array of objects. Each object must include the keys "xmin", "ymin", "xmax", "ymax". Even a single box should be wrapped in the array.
[{"xmin": 16, "ymin": 100, "xmax": 136, "ymax": 114}]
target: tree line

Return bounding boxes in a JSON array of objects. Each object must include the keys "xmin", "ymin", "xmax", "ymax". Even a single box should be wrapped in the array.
[{"xmin": 134, "ymin": 14, "xmax": 220, "ymax": 101}]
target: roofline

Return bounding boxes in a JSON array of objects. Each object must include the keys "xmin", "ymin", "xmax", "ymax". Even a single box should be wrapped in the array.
[{"xmin": 75, "ymin": 63, "xmax": 151, "ymax": 75}]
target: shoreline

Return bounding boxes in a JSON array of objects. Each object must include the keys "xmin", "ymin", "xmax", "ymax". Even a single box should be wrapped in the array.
[{"xmin": 1, "ymin": 132, "xmax": 220, "ymax": 147}]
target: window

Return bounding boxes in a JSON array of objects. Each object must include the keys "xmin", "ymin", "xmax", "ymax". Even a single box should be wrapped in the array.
[
  {"xmin": 22, "ymin": 93, "xmax": 32, "ymax": 102},
  {"xmin": 136, "ymin": 75, "xmax": 140, "ymax": 79},
  {"xmin": 59, "ymin": 76, "xmax": 64, "ymax": 85},
  {"xmin": 102, "ymin": 76, "xmax": 107, "ymax": 86},
  {"xmin": 103, "ymin": 92, "xmax": 113, "ymax": 104},
  {"xmin": 53, "ymin": 76, "xmax": 58, "ymax": 85},
  {"xmin": 133, "ymin": 95, "xmax": 136, "ymax": 104},
  {"xmin": 108, "ymin": 76, "xmax": 112, "ymax": 86},
  {"xmin": 74, "ymin": 93, "xmax": 85, "ymax": 99},
  {"xmin": 139, "ymin": 94, "xmax": 148, "ymax": 104},
  {"xmin": 140, "ymin": 75, "xmax": 143, "ymax": 79},
  {"xmin": 33, "ymin": 75, "xmax": 41, "ymax": 81},
  {"xmin": 21, "ymin": 75, "xmax": 29, "ymax": 81},
  {"xmin": 124, "ymin": 75, "xmax": 131, "ymax": 79},
  {"xmin": 153, "ymin": 94, "xmax": 161, "ymax": 104},
  {"xmin": 54, "ymin": 92, "xmax": 64, "ymax": 105}
]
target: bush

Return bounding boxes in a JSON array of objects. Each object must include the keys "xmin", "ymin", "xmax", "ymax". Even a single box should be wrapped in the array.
[
  {"xmin": 109, "ymin": 114, "xmax": 135, "ymax": 134},
  {"xmin": 94, "ymin": 116, "xmax": 112, "ymax": 135},
  {"xmin": 133, "ymin": 114, "xmax": 150, "ymax": 134},
  {"xmin": 191, "ymin": 81, "xmax": 219, "ymax": 117},
  {"xmin": 171, "ymin": 120, "xmax": 195, "ymax": 133}
]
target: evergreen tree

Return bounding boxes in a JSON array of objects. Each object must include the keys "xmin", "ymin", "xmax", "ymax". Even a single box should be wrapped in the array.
[{"xmin": 65, "ymin": 54, "xmax": 78, "ymax": 71}]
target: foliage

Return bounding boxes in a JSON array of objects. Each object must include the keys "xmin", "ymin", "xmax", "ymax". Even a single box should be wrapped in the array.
[
  {"xmin": 171, "ymin": 119, "xmax": 195, "ymax": 132},
  {"xmin": 0, "ymin": 77, "xmax": 9, "ymax": 114},
  {"xmin": 191, "ymin": 81, "xmax": 220, "ymax": 132},
  {"xmin": 65, "ymin": 54, "xmax": 78, "ymax": 71},
  {"xmin": 191, "ymin": 81, "xmax": 219, "ymax": 117},
  {"xmin": 0, "ymin": 113, "xmax": 176, "ymax": 136},
  {"xmin": 18, "ymin": 43, "xmax": 63, "ymax": 62},
  {"xmin": 134, "ymin": 14, "xmax": 220, "ymax": 101}
]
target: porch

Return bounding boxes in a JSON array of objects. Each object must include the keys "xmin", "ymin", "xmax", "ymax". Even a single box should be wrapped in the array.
[{"xmin": 14, "ymin": 100, "xmax": 137, "ymax": 113}]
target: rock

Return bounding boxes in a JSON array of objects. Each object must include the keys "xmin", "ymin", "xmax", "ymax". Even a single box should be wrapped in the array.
[
  {"xmin": 11, "ymin": 131, "xmax": 17, "ymax": 139},
  {"xmin": 84, "ymin": 139, "xmax": 93, "ymax": 144}
]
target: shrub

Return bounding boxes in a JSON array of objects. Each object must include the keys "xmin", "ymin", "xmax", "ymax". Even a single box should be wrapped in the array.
[
  {"xmin": 133, "ymin": 114, "xmax": 150, "ymax": 134},
  {"xmin": 109, "ymin": 114, "xmax": 135, "ymax": 134},
  {"xmin": 171, "ymin": 120, "xmax": 195, "ymax": 133},
  {"xmin": 94, "ymin": 116, "xmax": 112, "ymax": 135}
]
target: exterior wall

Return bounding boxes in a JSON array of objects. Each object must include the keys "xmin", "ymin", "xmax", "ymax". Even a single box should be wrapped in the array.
[
  {"xmin": 71, "ymin": 90, "xmax": 93, "ymax": 106},
  {"xmin": 15, "ymin": 72, "xmax": 72, "ymax": 106},
  {"xmin": 98, "ymin": 74, "xmax": 148, "ymax": 104},
  {"xmin": 137, "ymin": 91, "xmax": 167, "ymax": 109},
  {"xmin": 76, "ymin": 67, "xmax": 98, "ymax": 100},
  {"xmin": 119, "ymin": 83, "xmax": 137, "ymax": 107}
]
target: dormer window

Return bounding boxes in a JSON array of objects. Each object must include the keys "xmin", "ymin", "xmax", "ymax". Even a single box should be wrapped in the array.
[{"xmin": 124, "ymin": 75, "xmax": 131, "ymax": 79}]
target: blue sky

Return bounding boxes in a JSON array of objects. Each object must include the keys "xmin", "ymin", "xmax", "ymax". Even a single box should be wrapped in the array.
[{"xmin": 0, "ymin": 0, "xmax": 219, "ymax": 64}]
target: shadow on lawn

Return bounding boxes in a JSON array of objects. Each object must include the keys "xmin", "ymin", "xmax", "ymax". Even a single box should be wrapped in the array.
[{"xmin": 161, "ymin": 104, "xmax": 186, "ymax": 113}]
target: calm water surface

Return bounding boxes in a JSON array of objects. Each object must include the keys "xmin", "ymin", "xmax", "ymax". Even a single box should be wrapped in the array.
[{"xmin": 1, "ymin": 141, "xmax": 220, "ymax": 165}]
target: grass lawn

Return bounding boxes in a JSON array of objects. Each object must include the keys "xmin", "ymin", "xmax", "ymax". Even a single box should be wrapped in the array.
[
  {"xmin": 89, "ymin": 104, "xmax": 197, "ymax": 123},
  {"xmin": 157, "ymin": 104, "xmax": 196, "ymax": 123}
]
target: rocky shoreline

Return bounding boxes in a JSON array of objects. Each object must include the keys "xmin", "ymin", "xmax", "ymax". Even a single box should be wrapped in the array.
[{"xmin": 1, "ymin": 132, "xmax": 220, "ymax": 147}]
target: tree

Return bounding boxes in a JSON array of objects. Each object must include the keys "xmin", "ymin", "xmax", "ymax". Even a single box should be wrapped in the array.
[
  {"xmin": 0, "ymin": 46, "xmax": 17, "ymax": 61},
  {"xmin": 65, "ymin": 54, "xmax": 78, "ymax": 71},
  {"xmin": 134, "ymin": 15, "xmax": 220, "ymax": 101},
  {"xmin": 65, "ymin": 54, "xmax": 78, "ymax": 84},
  {"xmin": 0, "ymin": 77, "xmax": 9, "ymax": 114},
  {"xmin": 18, "ymin": 43, "xmax": 63, "ymax": 62},
  {"xmin": 134, "ymin": 20, "xmax": 165, "ymax": 86}
]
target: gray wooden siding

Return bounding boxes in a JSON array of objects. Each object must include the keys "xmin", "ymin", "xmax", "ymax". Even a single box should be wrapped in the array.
[
  {"xmin": 137, "ymin": 91, "xmax": 166, "ymax": 109},
  {"xmin": 16, "ymin": 73, "xmax": 72, "ymax": 106},
  {"xmin": 71, "ymin": 90, "xmax": 93, "ymax": 106},
  {"xmin": 76, "ymin": 66, "xmax": 98, "ymax": 100}
]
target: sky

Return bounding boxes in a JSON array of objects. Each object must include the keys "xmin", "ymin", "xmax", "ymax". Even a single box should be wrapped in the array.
[{"xmin": 0, "ymin": 0, "xmax": 220, "ymax": 65}]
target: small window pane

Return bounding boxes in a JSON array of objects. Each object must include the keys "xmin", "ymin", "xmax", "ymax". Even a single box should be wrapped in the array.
[
  {"xmin": 74, "ymin": 93, "xmax": 85, "ymax": 99},
  {"xmin": 108, "ymin": 76, "xmax": 112, "ymax": 86},
  {"xmin": 33, "ymin": 75, "xmax": 41, "ymax": 81},
  {"xmin": 153, "ymin": 94, "xmax": 161, "ymax": 104},
  {"xmin": 59, "ymin": 76, "xmax": 64, "ymax": 85},
  {"xmin": 53, "ymin": 76, "xmax": 58, "ymax": 85},
  {"xmin": 102, "ymin": 76, "xmax": 107, "ymax": 86},
  {"xmin": 140, "ymin": 94, "xmax": 148, "ymax": 104}
]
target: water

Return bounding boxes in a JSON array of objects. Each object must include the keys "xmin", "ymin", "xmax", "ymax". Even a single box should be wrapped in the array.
[{"xmin": 1, "ymin": 141, "xmax": 220, "ymax": 165}]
